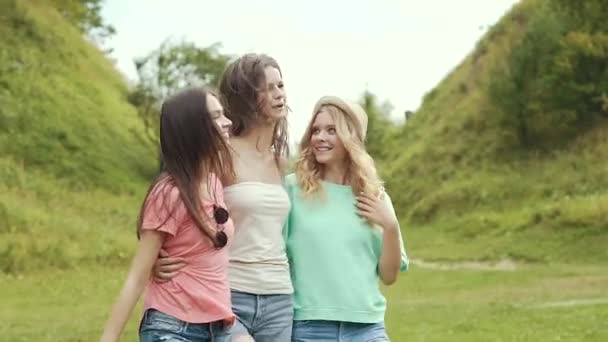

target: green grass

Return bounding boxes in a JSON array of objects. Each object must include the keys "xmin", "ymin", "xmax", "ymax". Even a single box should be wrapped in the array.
[
  {"xmin": 1, "ymin": 264, "xmax": 606, "ymax": 341},
  {"xmin": 384, "ymin": 264, "xmax": 608, "ymax": 341}
]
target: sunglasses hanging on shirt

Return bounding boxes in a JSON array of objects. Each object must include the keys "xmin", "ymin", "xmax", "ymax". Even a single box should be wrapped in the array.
[{"xmin": 213, "ymin": 205, "xmax": 229, "ymax": 249}]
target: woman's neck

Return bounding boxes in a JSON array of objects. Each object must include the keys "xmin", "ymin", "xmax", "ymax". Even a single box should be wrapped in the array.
[
  {"xmin": 238, "ymin": 121, "xmax": 275, "ymax": 154},
  {"xmin": 321, "ymin": 162, "xmax": 349, "ymax": 185}
]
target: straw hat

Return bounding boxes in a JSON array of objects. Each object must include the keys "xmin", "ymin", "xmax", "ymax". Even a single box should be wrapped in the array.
[{"xmin": 312, "ymin": 96, "xmax": 368, "ymax": 141}]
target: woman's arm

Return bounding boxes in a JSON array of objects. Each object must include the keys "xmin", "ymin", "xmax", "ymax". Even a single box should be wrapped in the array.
[
  {"xmin": 377, "ymin": 222, "xmax": 402, "ymax": 285},
  {"xmin": 356, "ymin": 192, "xmax": 402, "ymax": 286},
  {"xmin": 100, "ymin": 231, "xmax": 164, "ymax": 342}
]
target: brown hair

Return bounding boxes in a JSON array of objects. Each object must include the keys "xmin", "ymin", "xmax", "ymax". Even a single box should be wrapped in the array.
[
  {"xmin": 137, "ymin": 87, "xmax": 235, "ymax": 248},
  {"xmin": 218, "ymin": 53, "xmax": 289, "ymax": 167}
]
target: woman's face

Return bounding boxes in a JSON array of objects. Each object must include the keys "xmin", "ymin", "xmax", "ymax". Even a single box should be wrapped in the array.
[
  {"xmin": 259, "ymin": 66, "xmax": 287, "ymax": 120},
  {"xmin": 207, "ymin": 93, "xmax": 232, "ymax": 141},
  {"xmin": 309, "ymin": 108, "xmax": 347, "ymax": 166}
]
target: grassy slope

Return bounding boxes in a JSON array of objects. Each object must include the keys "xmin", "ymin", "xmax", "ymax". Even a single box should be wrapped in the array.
[
  {"xmin": 0, "ymin": 0, "xmax": 157, "ymax": 273},
  {"xmin": 382, "ymin": 0, "xmax": 608, "ymax": 264}
]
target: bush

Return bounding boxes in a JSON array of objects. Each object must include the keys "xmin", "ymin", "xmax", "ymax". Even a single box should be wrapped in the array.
[
  {"xmin": 487, "ymin": 1, "xmax": 565, "ymax": 147},
  {"xmin": 487, "ymin": 0, "xmax": 608, "ymax": 148}
]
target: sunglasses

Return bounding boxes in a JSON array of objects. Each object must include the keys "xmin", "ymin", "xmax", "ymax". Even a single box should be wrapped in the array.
[{"xmin": 213, "ymin": 205, "xmax": 229, "ymax": 249}]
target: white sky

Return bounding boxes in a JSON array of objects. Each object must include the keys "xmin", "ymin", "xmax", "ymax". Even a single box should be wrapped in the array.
[{"xmin": 101, "ymin": 0, "xmax": 518, "ymax": 142}]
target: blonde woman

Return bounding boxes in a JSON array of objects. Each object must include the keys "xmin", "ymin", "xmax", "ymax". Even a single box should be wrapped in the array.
[{"xmin": 284, "ymin": 96, "xmax": 408, "ymax": 341}]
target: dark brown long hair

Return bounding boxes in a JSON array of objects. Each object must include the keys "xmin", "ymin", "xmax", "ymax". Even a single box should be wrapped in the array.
[
  {"xmin": 137, "ymin": 87, "xmax": 235, "ymax": 247},
  {"xmin": 218, "ymin": 53, "xmax": 289, "ymax": 167}
]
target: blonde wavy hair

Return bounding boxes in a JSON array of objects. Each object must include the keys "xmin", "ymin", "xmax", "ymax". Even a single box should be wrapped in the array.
[{"xmin": 294, "ymin": 96, "xmax": 383, "ymax": 198}]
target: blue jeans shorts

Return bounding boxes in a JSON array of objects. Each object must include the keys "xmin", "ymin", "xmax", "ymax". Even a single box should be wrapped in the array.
[
  {"xmin": 292, "ymin": 320, "xmax": 390, "ymax": 342},
  {"xmin": 230, "ymin": 289, "xmax": 294, "ymax": 342},
  {"xmin": 139, "ymin": 308, "xmax": 232, "ymax": 342}
]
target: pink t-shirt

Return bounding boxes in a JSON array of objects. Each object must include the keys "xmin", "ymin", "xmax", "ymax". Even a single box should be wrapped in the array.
[{"xmin": 140, "ymin": 175, "xmax": 235, "ymax": 323}]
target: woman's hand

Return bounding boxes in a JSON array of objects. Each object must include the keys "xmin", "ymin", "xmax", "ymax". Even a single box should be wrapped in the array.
[
  {"xmin": 355, "ymin": 192, "xmax": 398, "ymax": 231},
  {"xmin": 357, "ymin": 192, "xmax": 403, "ymax": 285},
  {"xmin": 153, "ymin": 249, "xmax": 186, "ymax": 282}
]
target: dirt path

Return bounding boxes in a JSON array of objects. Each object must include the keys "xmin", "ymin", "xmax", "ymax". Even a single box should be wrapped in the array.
[
  {"xmin": 410, "ymin": 258, "xmax": 518, "ymax": 271},
  {"xmin": 530, "ymin": 298, "xmax": 608, "ymax": 308}
]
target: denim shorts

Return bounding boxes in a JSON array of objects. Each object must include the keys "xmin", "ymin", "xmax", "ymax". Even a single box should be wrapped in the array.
[
  {"xmin": 230, "ymin": 289, "xmax": 294, "ymax": 342},
  {"xmin": 139, "ymin": 309, "xmax": 232, "ymax": 342},
  {"xmin": 292, "ymin": 320, "xmax": 390, "ymax": 342}
]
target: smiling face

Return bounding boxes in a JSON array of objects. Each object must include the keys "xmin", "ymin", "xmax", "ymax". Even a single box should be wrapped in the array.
[
  {"xmin": 206, "ymin": 93, "xmax": 231, "ymax": 141},
  {"xmin": 309, "ymin": 108, "xmax": 347, "ymax": 166}
]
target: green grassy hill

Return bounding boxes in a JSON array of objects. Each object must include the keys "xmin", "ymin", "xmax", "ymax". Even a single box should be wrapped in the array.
[
  {"xmin": 0, "ymin": 0, "xmax": 157, "ymax": 273},
  {"xmin": 381, "ymin": 0, "xmax": 608, "ymax": 264}
]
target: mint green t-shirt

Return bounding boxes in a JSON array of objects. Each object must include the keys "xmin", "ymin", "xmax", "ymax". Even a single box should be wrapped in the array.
[{"xmin": 284, "ymin": 174, "xmax": 409, "ymax": 323}]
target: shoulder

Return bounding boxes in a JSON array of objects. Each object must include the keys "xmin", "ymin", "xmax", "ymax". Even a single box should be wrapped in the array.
[
  {"xmin": 149, "ymin": 176, "xmax": 180, "ymax": 203},
  {"xmin": 284, "ymin": 172, "xmax": 300, "ymax": 188},
  {"xmin": 381, "ymin": 188, "xmax": 390, "ymax": 201},
  {"xmin": 284, "ymin": 172, "xmax": 297, "ymax": 183},
  {"xmin": 208, "ymin": 173, "xmax": 225, "ymax": 199},
  {"xmin": 283, "ymin": 173, "xmax": 300, "ymax": 195},
  {"xmin": 143, "ymin": 177, "xmax": 184, "ymax": 218},
  {"xmin": 380, "ymin": 189, "xmax": 397, "ymax": 214}
]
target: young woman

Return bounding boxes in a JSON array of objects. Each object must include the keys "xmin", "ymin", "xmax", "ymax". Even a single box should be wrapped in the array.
[
  {"xmin": 100, "ymin": 87, "xmax": 236, "ymax": 342},
  {"xmin": 155, "ymin": 53, "xmax": 294, "ymax": 342},
  {"xmin": 285, "ymin": 96, "xmax": 409, "ymax": 342}
]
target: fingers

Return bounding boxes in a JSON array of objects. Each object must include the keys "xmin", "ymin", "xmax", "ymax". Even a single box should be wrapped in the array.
[
  {"xmin": 356, "ymin": 199, "xmax": 374, "ymax": 220},
  {"xmin": 153, "ymin": 252, "xmax": 185, "ymax": 282},
  {"xmin": 157, "ymin": 257, "xmax": 185, "ymax": 266},
  {"xmin": 154, "ymin": 261, "xmax": 185, "ymax": 282},
  {"xmin": 355, "ymin": 200, "xmax": 374, "ymax": 213},
  {"xmin": 356, "ymin": 209, "xmax": 371, "ymax": 219},
  {"xmin": 356, "ymin": 195, "xmax": 379, "ymax": 224},
  {"xmin": 356, "ymin": 194, "xmax": 378, "ymax": 207},
  {"xmin": 356, "ymin": 194, "xmax": 377, "ymax": 212},
  {"xmin": 158, "ymin": 262, "xmax": 186, "ymax": 273},
  {"xmin": 154, "ymin": 270, "xmax": 179, "ymax": 282}
]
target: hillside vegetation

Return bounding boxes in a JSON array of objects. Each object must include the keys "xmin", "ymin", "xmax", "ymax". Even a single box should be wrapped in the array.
[
  {"xmin": 0, "ymin": 0, "xmax": 157, "ymax": 273},
  {"xmin": 377, "ymin": 0, "xmax": 608, "ymax": 263}
]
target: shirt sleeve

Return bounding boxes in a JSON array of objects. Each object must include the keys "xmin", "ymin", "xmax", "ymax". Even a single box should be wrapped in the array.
[
  {"xmin": 140, "ymin": 182, "xmax": 183, "ymax": 237},
  {"xmin": 383, "ymin": 191, "xmax": 409, "ymax": 272}
]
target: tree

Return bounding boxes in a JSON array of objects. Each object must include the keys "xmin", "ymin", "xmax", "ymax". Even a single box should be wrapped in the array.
[
  {"xmin": 360, "ymin": 90, "xmax": 394, "ymax": 161},
  {"xmin": 488, "ymin": 0, "xmax": 608, "ymax": 148},
  {"xmin": 544, "ymin": 0, "xmax": 608, "ymax": 122},
  {"xmin": 488, "ymin": 1, "xmax": 566, "ymax": 147},
  {"xmin": 50, "ymin": 0, "xmax": 115, "ymax": 43},
  {"xmin": 404, "ymin": 110, "xmax": 414, "ymax": 122},
  {"xmin": 128, "ymin": 39, "xmax": 232, "ymax": 143}
]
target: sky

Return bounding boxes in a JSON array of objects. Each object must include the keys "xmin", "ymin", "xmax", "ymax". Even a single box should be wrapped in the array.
[{"xmin": 101, "ymin": 0, "xmax": 519, "ymax": 142}]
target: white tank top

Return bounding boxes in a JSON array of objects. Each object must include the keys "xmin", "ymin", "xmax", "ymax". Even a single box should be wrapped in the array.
[{"xmin": 224, "ymin": 182, "xmax": 293, "ymax": 294}]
